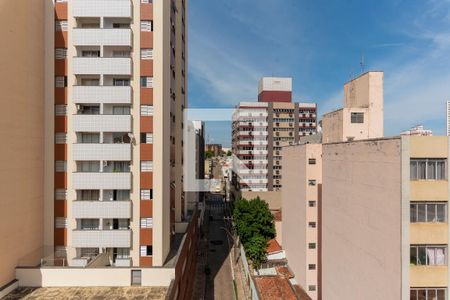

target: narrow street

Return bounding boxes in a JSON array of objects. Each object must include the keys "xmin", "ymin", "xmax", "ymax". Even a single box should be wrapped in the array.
[{"xmin": 204, "ymin": 195, "xmax": 234, "ymax": 300}]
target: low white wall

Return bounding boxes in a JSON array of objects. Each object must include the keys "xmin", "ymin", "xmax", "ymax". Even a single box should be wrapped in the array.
[{"xmin": 16, "ymin": 268, "xmax": 175, "ymax": 287}]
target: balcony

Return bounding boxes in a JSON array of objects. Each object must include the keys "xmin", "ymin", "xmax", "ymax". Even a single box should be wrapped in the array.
[
  {"xmin": 73, "ymin": 86, "xmax": 132, "ymax": 104},
  {"xmin": 72, "ymin": 172, "xmax": 131, "ymax": 189},
  {"xmin": 72, "ymin": 201, "xmax": 132, "ymax": 219},
  {"xmin": 72, "ymin": 115, "xmax": 131, "ymax": 132},
  {"xmin": 72, "ymin": 0, "xmax": 132, "ymax": 18},
  {"xmin": 73, "ymin": 29, "xmax": 132, "ymax": 47},
  {"xmin": 72, "ymin": 229, "xmax": 131, "ymax": 248},
  {"xmin": 115, "ymin": 258, "xmax": 132, "ymax": 267},
  {"xmin": 73, "ymin": 57, "xmax": 132, "ymax": 76},
  {"xmin": 72, "ymin": 143, "xmax": 131, "ymax": 161}
]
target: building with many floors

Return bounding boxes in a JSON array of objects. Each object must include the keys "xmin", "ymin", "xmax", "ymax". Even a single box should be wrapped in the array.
[
  {"xmin": 0, "ymin": 0, "xmax": 46, "ymax": 295},
  {"xmin": 401, "ymin": 125, "xmax": 433, "ymax": 136},
  {"xmin": 0, "ymin": 0, "xmax": 202, "ymax": 298},
  {"xmin": 283, "ymin": 71, "xmax": 450, "ymax": 300},
  {"xmin": 232, "ymin": 77, "xmax": 317, "ymax": 192}
]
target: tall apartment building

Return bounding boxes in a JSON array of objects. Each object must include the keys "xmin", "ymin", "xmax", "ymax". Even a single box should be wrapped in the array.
[
  {"xmin": 46, "ymin": 0, "xmax": 188, "ymax": 269},
  {"xmin": 447, "ymin": 101, "xmax": 450, "ymax": 136},
  {"xmin": 283, "ymin": 71, "xmax": 450, "ymax": 300},
  {"xmin": 0, "ymin": 1, "xmax": 46, "ymax": 296},
  {"xmin": 232, "ymin": 77, "xmax": 317, "ymax": 192}
]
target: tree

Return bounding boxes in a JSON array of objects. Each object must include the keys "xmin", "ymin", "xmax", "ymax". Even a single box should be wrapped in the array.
[
  {"xmin": 245, "ymin": 235, "xmax": 268, "ymax": 269},
  {"xmin": 205, "ymin": 150, "xmax": 214, "ymax": 159},
  {"xmin": 226, "ymin": 150, "xmax": 232, "ymax": 156},
  {"xmin": 233, "ymin": 197, "xmax": 275, "ymax": 269}
]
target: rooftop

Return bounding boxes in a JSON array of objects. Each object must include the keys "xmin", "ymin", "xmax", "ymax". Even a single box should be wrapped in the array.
[
  {"xmin": 253, "ymin": 276, "xmax": 297, "ymax": 300},
  {"xmin": 267, "ymin": 239, "xmax": 282, "ymax": 254}
]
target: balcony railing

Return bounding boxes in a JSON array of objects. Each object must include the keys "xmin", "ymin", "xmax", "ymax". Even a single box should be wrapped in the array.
[
  {"xmin": 73, "ymin": 86, "xmax": 132, "ymax": 104},
  {"xmin": 72, "ymin": 229, "xmax": 132, "ymax": 248},
  {"xmin": 72, "ymin": 200, "xmax": 132, "ymax": 219}
]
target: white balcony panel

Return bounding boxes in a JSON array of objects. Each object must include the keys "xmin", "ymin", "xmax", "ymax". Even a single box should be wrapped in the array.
[
  {"xmin": 72, "ymin": 115, "xmax": 131, "ymax": 132},
  {"xmin": 115, "ymin": 258, "xmax": 132, "ymax": 267},
  {"xmin": 72, "ymin": 172, "xmax": 131, "ymax": 189},
  {"xmin": 73, "ymin": 58, "xmax": 131, "ymax": 75},
  {"xmin": 72, "ymin": 201, "xmax": 131, "ymax": 219},
  {"xmin": 73, "ymin": 29, "xmax": 132, "ymax": 47},
  {"xmin": 73, "ymin": 144, "xmax": 131, "ymax": 161},
  {"xmin": 72, "ymin": 0, "xmax": 132, "ymax": 18},
  {"xmin": 72, "ymin": 230, "xmax": 131, "ymax": 248},
  {"xmin": 237, "ymin": 169, "xmax": 268, "ymax": 174},
  {"xmin": 73, "ymin": 86, "xmax": 131, "ymax": 104}
]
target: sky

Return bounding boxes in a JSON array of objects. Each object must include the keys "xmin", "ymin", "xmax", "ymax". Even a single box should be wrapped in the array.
[{"xmin": 188, "ymin": 0, "xmax": 450, "ymax": 147}]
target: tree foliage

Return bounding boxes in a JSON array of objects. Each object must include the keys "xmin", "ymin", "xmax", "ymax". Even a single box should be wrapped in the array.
[
  {"xmin": 233, "ymin": 197, "xmax": 275, "ymax": 269},
  {"xmin": 205, "ymin": 150, "xmax": 214, "ymax": 159}
]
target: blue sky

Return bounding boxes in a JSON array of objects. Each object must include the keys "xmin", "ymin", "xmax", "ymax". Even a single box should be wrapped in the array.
[{"xmin": 188, "ymin": 0, "xmax": 450, "ymax": 146}]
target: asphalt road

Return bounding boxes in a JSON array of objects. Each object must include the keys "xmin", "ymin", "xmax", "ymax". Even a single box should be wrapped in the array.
[{"xmin": 204, "ymin": 195, "xmax": 234, "ymax": 300}]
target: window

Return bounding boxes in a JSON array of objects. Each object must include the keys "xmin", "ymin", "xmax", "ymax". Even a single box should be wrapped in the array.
[
  {"xmin": 55, "ymin": 20, "xmax": 68, "ymax": 31},
  {"xmin": 55, "ymin": 105, "xmax": 67, "ymax": 116},
  {"xmin": 141, "ymin": 76, "xmax": 153, "ymax": 88},
  {"xmin": 80, "ymin": 219, "xmax": 99, "ymax": 230},
  {"xmin": 113, "ymin": 106, "xmax": 130, "ymax": 115},
  {"xmin": 308, "ymin": 158, "xmax": 316, "ymax": 165},
  {"xmin": 308, "ymin": 264, "xmax": 316, "ymax": 270},
  {"xmin": 309, "ymin": 201, "xmax": 316, "ymax": 207},
  {"xmin": 411, "ymin": 202, "xmax": 447, "ymax": 223},
  {"xmin": 113, "ymin": 79, "xmax": 130, "ymax": 86},
  {"xmin": 141, "ymin": 49, "xmax": 154, "ymax": 60},
  {"xmin": 112, "ymin": 50, "xmax": 130, "ymax": 57},
  {"xmin": 141, "ymin": 189, "xmax": 153, "ymax": 200},
  {"xmin": 81, "ymin": 50, "xmax": 100, "ymax": 57},
  {"xmin": 410, "ymin": 288, "xmax": 446, "ymax": 300},
  {"xmin": 55, "ymin": 189, "xmax": 67, "ymax": 200},
  {"xmin": 140, "ymin": 105, "xmax": 154, "ymax": 116},
  {"xmin": 141, "ymin": 0, "xmax": 153, "ymax": 3},
  {"xmin": 141, "ymin": 133, "xmax": 153, "ymax": 144},
  {"xmin": 55, "ymin": 133, "xmax": 67, "ymax": 144},
  {"xmin": 308, "ymin": 243, "xmax": 316, "ymax": 249},
  {"xmin": 140, "ymin": 245, "xmax": 153, "ymax": 256},
  {"xmin": 55, "ymin": 48, "xmax": 67, "ymax": 59},
  {"xmin": 141, "ymin": 21, "xmax": 153, "ymax": 32},
  {"xmin": 308, "ymin": 285, "xmax": 316, "ymax": 292},
  {"xmin": 81, "ymin": 78, "xmax": 99, "ymax": 86},
  {"xmin": 411, "ymin": 159, "xmax": 446, "ymax": 180},
  {"xmin": 80, "ymin": 133, "xmax": 100, "ymax": 143},
  {"xmin": 77, "ymin": 161, "xmax": 100, "ymax": 172},
  {"xmin": 114, "ymin": 248, "xmax": 130, "ymax": 259},
  {"xmin": 55, "ymin": 217, "xmax": 67, "ymax": 229},
  {"xmin": 308, "ymin": 180, "xmax": 316, "ymax": 186},
  {"xmin": 410, "ymin": 245, "xmax": 447, "ymax": 265},
  {"xmin": 55, "ymin": 161, "xmax": 67, "ymax": 172},
  {"xmin": 308, "ymin": 222, "xmax": 316, "ymax": 228},
  {"xmin": 78, "ymin": 190, "xmax": 100, "ymax": 201},
  {"xmin": 350, "ymin": 112, "xmax": 364, "ymax": 123},
  {"xmin": 55, "ymin": 76, "xmax": 67, "ymax": 88},
  {"xmin": 141, "ymin": 161, "xmax": 153, "ymax": 172},
  {"xmin": 112, "ymin": 23, "xmax": 130, "ymax": 29},
  {"xmin": 140, "ymin": 218, "xmax": 153, "ymax": 228}
]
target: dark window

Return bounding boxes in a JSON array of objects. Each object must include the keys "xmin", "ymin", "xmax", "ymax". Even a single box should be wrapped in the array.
[
  {"xmin": 309, "ymin": 201, "xmax": 316, "ymax": 207},
  {"xmin": 308, "ymin": 158, "xmax": 316, "ymax": 165},
  {"xmin": 308, "ymin": 243, "xmax": 316, "ymax": 249},
  {"xmin": 350, "ymin": 112, "xmax": 364, "ymax": 123}
]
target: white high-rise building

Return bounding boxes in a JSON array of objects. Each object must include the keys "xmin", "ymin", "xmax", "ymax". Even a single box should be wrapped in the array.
[{"xmin": 447, "ymin": 101, "xmax": 450, "ymax": 136}]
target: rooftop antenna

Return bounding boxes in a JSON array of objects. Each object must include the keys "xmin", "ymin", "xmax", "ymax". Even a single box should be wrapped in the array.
[{"xmin": 360, "ymin": 54, "xmax": 365, "ymax": 74}]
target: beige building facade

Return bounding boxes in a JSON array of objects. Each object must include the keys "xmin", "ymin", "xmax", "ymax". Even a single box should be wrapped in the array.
[
  {"xmin": 0, "ymin": 0, "xmax": 46, "ymax": 294},
  {"xmin": 322, "ymin": 71, "xmax": 384, "ymax": 144}
]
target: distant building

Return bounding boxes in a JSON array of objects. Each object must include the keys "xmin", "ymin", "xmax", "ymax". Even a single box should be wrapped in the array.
[
  {"xmin": 447, "ymin": 101, "xmax": 450, "ymax": 136},
  {"xmin": 232, "ymin": 77, "xmax": 317, "ymax": 192},
  {"xmin": 401, "ymin": 125, "xmax": 433, "ymax": 136},
  {"xmin": 205, "ymin": 144, "xmax": 222, "ymax": 157}
]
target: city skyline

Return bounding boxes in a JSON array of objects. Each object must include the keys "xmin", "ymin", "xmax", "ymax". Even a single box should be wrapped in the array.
[{"xmin": 189, "ymin": 0, "xmax": 450, "ymax": 146}]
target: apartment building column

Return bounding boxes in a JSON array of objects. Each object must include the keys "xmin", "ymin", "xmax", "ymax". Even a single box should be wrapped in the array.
[{"xmin": 140, "ymin": 0, "xmax": 155, "ymax": 268}]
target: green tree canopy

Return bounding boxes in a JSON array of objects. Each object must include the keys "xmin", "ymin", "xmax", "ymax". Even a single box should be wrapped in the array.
[{"xmin": 233, "ymin": 196, "xmax": 275, "ymax": 269}]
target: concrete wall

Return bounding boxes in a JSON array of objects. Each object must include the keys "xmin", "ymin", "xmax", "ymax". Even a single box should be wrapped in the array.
[
  {"xmin": 321, "ymin": 138, "xmax": 402, "ymax": 300},
  {"xmin": 241, "ymin": 191, "xmax": 281, "ymax": 210},
  {"xmin": 15, "ymin": 268, "xmax": 174, "ymax": 287},
  {"xmin": 282, "ymin": 144, "xmax": 321, "ymax": 299},
  {"xmin": 0, "ymin": 0, "xmax": 45, "ymax": 288}
]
